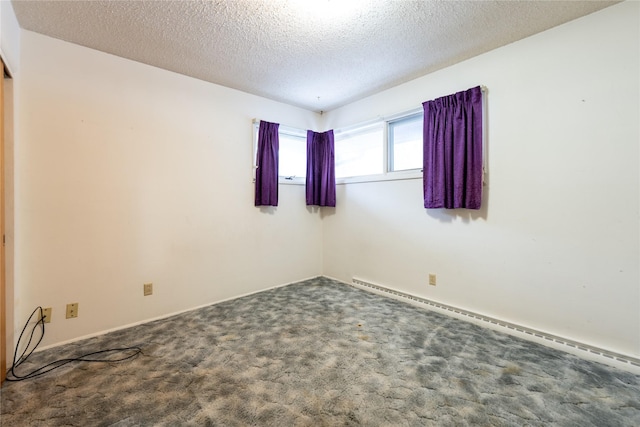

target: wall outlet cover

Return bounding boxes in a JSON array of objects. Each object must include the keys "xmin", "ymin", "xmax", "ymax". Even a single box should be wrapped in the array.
[
  {"xmin": 66, "ymin": 303, "xmax": 79, "ymax": 319},
  {"xmin": 429, "ymin": 274, "xmax": 437, "ymax": 286},
  {"xmin": 144, "ymin": 283, "xmax": 153, "ymax": 296},
  {"xmin": 42, "ymin": 307, "xmax": 52, "ymax": 323}
]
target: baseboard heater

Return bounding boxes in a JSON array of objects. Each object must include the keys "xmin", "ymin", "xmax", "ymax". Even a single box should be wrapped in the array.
[{"xmin": 350, "ymin": 277, "xmax": 640, "ymax": 372}]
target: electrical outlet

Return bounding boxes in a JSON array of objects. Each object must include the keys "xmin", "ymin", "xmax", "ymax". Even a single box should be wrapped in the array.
[
  {"xmin": 143, "ymin": 283, "xmax": 153, "ymax": 296},
  {"xmin": 66, "ymin": 303, "xmax": 79, "ymax": 319},
  {"xmin": 41, "ymin": 307, "xmax": 52, "ymax": 323},
  {"xmin": 429, "ymin": 274, "xmax": 437, "ymax": 286}
]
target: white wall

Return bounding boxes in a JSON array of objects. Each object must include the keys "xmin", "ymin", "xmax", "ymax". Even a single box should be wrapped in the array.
[
  {"xmin": 9, "ymin": 2, "xmax": 640, "ymax": 360},
  {"xmin": 322, "ymin": 2, "xmax": 640, "ymax": 357},
  {"xmin": 15, "ymin": 30, "xmax": 323, "ymax": 348}
]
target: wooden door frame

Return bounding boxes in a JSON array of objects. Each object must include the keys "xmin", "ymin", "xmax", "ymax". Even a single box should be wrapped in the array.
[{"xmin": 1, "ymin": 57, "xmax": 6, "ymax": 385}]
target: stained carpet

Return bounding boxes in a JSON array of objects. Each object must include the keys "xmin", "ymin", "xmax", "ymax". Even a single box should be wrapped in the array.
[{"xmin": 1, "ymin": 277, "xmax": 640, "ymax": 426}]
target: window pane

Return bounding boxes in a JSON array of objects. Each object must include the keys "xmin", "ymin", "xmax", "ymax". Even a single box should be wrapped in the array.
[
  {"xmin": 279, "ymin": 133, "xmax": 306, "ymax": 178},
  {"xmin": 335, "ymin": 126, "xmax": 384, "ymax": 178},
  {"xmin": 389, "ymin": 114, "xmax": 422, "ymax": 172}
]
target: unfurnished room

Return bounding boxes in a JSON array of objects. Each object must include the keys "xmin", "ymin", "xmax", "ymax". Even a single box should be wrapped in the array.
[{"xmin": 0, "ymin": 0, "xmax": 639, "ymax": 425}]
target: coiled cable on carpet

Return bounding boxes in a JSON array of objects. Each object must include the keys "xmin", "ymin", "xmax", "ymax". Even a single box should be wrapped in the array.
[{"xmin": 5, "ymin": 306, "xmax": 142, "ymax": 382}]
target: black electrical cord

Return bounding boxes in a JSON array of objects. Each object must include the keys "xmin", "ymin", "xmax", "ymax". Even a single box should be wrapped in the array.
[{"xmin": 5, "ymin": 306, "xmax": 142, "ymax": 382}]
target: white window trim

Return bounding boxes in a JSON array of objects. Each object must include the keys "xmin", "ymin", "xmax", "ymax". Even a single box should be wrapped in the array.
[
  {"xmin": 337, "ymin": 169, "xmax": 422, "ymax": 185},
  {"xmin": 279, "ymin": 176, "xmax": 306, "ymax": 185},
  {"xmin": 253, "ymin": 106, "xmax": 425, "ymax": 186},
  {"xmin": 334, "ymin": 107, "xmax": 423, "ymax": 184},
  {"xmin": 253, "ymin": 120, "xmax": 307, "ymax": 185},
  {"xmin": 387, "ymin": 110, "xmax": 423, "ymax": 173},
  {"xmin": 277, "ymin": 124, "xmax": 306, "ymax": 184},
  {"xmin": 280, "ymin": 169, "xmax": 423, "ymax": 187}
]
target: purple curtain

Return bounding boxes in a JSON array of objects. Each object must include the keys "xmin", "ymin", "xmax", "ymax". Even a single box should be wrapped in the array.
[
  {"xmin": 423, "ymin": 86, "xmax": 483, "ymax": 209},
  {"xmin": 306, "ymin": 130, "xmax": 336, "ymax": 207},
  {"xmin": 255, "ymin": 120, "xmax": 279, "ymax": 206}
]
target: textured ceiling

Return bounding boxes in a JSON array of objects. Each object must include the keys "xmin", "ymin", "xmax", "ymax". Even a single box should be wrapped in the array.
[{"xmin": 11, "ymin": 0, "xmax": 618, "ymax": 112}]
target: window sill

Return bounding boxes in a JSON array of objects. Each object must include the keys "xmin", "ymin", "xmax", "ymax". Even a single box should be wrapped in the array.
[
  {"xmin": 337, "ymin": 169, "xmax": 422, "ymax": 185},
  {"xmin": 279, "ymin": 177, "xmax": 305, "ymax": 185},
  {"xmin": 276, "ymin": 170, "xmax": 423, "ymax": 186}
]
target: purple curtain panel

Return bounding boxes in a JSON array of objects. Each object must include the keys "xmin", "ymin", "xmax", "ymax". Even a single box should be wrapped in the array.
[
  {"xmin": 423, "ymin": 86, "xmax": 483, "ymax": 209},
  {"xmin": 255, "ymin": 120, "xmax": 279, "ymax": 206},
  {"xmin": 306, "ymin": 130, "xmax": 336, "ymax": 207}
]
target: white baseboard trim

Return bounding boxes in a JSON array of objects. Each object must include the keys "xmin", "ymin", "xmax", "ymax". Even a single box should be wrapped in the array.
[
  {"xmin": 34, "ymin": 275, "xmax": 322, "ymax": 353},
  {"xmin": 30, "ymin": 274, "xmax": 640, "ymax": 375},
  {"xmin": 348, "ymin": 276, "xmax": 640, "ymax": 374}
]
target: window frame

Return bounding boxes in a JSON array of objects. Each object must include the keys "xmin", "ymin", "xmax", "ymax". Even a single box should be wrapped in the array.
[
  {"xmin": 387, "ymin": 110, "xmax": 424, "ymax": 174},
  {"xmin": 252, "ymin": 107, "xmax": 425, "ymax": 187},
  {"xmin": 333, "ymin": 120, "xmax": 385, "ymax": 180},
  {"xmin": 334, "ymin": 107, "xmax": 423, "ymax": 185},
  {"xmin": 252, "ymin": 121, "xmax": 307, "ymax": 186}
]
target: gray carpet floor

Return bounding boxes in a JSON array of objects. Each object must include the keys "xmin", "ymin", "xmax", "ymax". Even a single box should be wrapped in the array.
[{"xmin": 1, "ymin": 276, "xmax": 640, "ymax": 426}]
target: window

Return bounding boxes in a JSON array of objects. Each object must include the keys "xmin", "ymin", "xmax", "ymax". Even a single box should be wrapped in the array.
[
  {"xmin": 278, "ymin": 129, "xmax": 306, "ymax": 179},
  {"xmin": 388, "ymin": 112, "xmax": 422, "ymax": 172},
  {"xmin": 253, "ymin": 122, "xmax": 306, "ymax": 184},
  {"xmin": 334, "ymin": 123, "xmax": 384, "ymax": 178},
  {"xmin": 333, "ymin": 108, "xmax": 423, "ymax": 183},
  {"xmin": 252, "ymin": 107, "xmax": 424, "ymax": 186}
]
